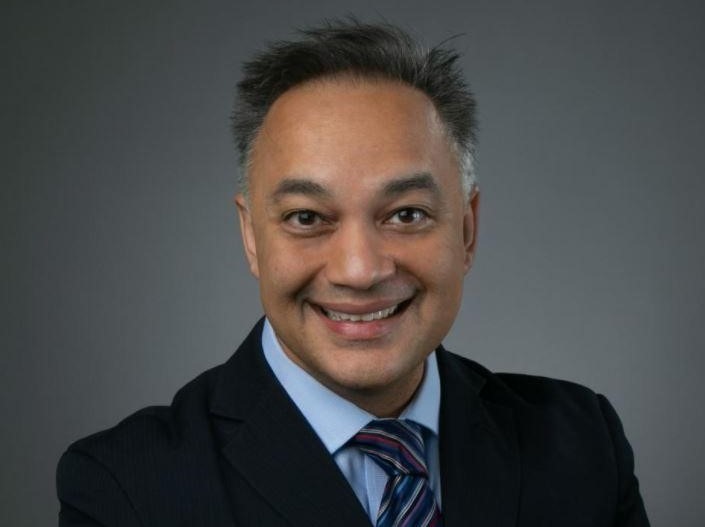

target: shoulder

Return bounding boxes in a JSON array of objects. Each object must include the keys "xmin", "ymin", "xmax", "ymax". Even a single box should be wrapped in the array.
[
  {"xmin": 437, "ymin": 349, "xmax": 649, "ymax": 523},
  {"xmin": 437, "ymin": 349, "xmax": 637, "ymax": 480},
  {"xmin": 437, "ymin": 348, "xmax": 630, "ymax": 458},
  {"xmin": 438, "ymin": 348, "xmax": 606, "ymax": 412},
  {"xmin": 57, "ymin": 320, "xmax": 267, "ymax": 514},
  {"xmin": 61, "ymin": 318, "xmax": 268, "ymax": 462},
  {"xmin": 56, "ymin": 365, "xmax": 224, "ymax": 525},
  {"xmin": 65, "ymin": 364, "xmax": 221, "ymax": 457}
]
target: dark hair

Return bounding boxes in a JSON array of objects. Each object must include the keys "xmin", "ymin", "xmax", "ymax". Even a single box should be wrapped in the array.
[{"xmin": 232, "ymin": 19, "xmax": 477, "ymax": 194}]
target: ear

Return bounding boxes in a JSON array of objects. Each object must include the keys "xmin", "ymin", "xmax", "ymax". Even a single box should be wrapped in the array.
[
  {"xmin": 235, "ymin": 193, "xmax": 260, "ymax": 279},
  {"xmin": 462, "ymin": 187, "xmax": 480, "ymax": 273}
]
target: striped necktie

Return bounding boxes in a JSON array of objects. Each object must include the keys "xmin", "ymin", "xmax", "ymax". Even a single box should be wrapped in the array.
[{"xmin": 351, "ymin": 419, "xmax": 442, "ymax": 527}]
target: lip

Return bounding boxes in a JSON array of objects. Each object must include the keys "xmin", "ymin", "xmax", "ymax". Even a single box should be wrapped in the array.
[{"xmin": 309, "ymin": 297, "xmax": 413, "ymax": 340}]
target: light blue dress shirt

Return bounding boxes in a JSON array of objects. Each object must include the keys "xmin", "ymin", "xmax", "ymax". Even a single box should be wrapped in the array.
[{"xmin": 261, "ymin": 319, "xmax": 441, "ymax": 522}]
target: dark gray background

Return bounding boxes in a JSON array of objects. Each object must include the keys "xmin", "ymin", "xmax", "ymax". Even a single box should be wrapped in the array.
[{"xmin": 4, "ymin": 1, "xmax": 704, "ymax": 525}]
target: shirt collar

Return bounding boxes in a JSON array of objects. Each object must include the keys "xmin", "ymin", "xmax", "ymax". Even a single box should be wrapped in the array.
[{"xmin": 261, "ymin": 318, "xmax": 440, "ymax": 455}]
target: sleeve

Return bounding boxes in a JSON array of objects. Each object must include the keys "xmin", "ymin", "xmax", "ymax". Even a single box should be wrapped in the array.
[
  {"xmin": 597, "ymin": 394, "xmax": 651, "ymax": 527},
  {"xmin": 56, "ymin": 449, "xmax": 141, "ymax": 527}
]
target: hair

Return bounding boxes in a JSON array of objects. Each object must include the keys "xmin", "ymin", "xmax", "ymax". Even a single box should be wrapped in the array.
[{"xmin": 232, "ymin": 19, "xmax": 478, "ymax": 196}]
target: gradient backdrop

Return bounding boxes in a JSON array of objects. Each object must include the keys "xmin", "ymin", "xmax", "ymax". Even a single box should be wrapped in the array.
[{"xmin": 4, "ymin": 1, "xmax": 704, "ymax": 525}]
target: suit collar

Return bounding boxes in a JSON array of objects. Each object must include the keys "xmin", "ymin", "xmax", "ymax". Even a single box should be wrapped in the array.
[
  {"xmin": 209, "ymin": 319, "xmax": 371, "ymax": 527},
  {"xmin": 260, "ymin": 318, "xmax": 442, "ymax": 454},
  {"xmin": 437, "ymin": 348, "xmax": 520, "ymax": 527},
  {"xmin": 209, "ymin": 323, "xmax": 520, "ymax": 527}
]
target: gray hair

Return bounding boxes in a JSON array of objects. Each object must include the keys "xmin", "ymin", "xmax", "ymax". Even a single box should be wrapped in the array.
[{"xmin": 232, "ymin": 19, "xmax": 478, "ymax": 196}]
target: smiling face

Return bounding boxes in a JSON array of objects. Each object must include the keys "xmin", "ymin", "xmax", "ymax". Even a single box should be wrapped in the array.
[{"xmin": 236, "ymin": 77, "xmax": 478, "ymax": 416}]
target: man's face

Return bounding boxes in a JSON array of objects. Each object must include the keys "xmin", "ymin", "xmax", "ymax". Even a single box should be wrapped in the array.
[{"xmin": 236, "ymin": 78, "xmax": 478, "ymax": 416}]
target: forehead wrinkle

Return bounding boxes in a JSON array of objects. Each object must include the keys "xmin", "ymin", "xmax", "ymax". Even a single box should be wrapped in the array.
[{"xmin": 268, "ymin": 177, "xmax": 332, "ymax": 204}]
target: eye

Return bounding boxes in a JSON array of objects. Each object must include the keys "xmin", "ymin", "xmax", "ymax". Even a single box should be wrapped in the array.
[
  {"xmin": 387, "ymin": 207, "xmax": 429, "ymax": 225},
  {"xmin": 283, "ymin": 210, "xmax": 325, "ymax": 228}
]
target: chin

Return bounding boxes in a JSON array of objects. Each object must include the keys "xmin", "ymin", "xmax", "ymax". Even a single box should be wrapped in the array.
[{"xmin": 330, "ymin": 354, "xmax": 422, "ymax": 392}]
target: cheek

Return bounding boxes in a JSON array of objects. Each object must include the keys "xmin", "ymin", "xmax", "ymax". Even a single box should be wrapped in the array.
[
  {"xmin": 422, "ymin": 236, "xmax": 467, "ymax": 306},
  {"xmin": 258, "ymin": 238, "xmax": 321, "ymax": 299},
  {"xmin": 428, "ymin": 229, "xmax": 468, "ymax": 276}
]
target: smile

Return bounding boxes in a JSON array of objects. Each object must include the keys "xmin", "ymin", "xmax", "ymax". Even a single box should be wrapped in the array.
[{"xmin": 321, "ymin": 303, "xmax": 400, "ymax": 322}]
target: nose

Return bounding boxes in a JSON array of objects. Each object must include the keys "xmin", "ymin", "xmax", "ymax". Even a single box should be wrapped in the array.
[{"xmin": 324, "ymin": 222, "xmax": 396, "ymax": 290}]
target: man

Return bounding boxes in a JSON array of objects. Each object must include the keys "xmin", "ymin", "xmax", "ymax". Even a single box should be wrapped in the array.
[{"xmin": 57, "ymin": 20, "xmax": 649, "ymax": 526}]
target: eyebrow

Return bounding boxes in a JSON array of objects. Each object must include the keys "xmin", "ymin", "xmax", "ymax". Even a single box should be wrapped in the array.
[
  {"xmin": 269, "ymin": 172, "xmax": 440, "ymax": 203},
  {"xmin": 270, "ymin": 178, "xmax": 331, "ymax": 203},
  {"xmin": 383, "ymin": 172, "xmax": 440, "ymax": 197}
]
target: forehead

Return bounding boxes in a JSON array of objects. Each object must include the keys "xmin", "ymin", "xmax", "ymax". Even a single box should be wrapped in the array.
[{"xmin": 248, "ymin": 77, "xmax": 459, "ymax": 197}]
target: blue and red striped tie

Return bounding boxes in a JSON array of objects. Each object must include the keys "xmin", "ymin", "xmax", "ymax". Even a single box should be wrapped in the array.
[{"xmin": 351, "ymin": 419, "xmax": 442, "ymax": 527}]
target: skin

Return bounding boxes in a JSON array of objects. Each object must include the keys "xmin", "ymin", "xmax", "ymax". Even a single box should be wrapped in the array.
[{"xmin": 236, "ymin": 77, "xmax": 479, "ymax": 417}]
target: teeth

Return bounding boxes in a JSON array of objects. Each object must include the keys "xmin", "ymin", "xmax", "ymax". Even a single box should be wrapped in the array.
[{"xmin": 323, "ymin": 304, "xmax": 400, "ymax": 322}]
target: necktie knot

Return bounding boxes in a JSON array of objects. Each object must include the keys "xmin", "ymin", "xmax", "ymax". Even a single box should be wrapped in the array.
[
  {"xmin": 351, "ymin": 419, "xmax": 429, "ymax": 478},
  {"xmin": 350, "ymin": 418, "xmax": 442, "ymax": 527}
]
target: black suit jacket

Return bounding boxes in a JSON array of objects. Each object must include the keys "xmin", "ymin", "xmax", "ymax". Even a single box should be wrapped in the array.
[{"xmin": 57, "ymin": 320, "xmax": 649, "ymax": 526}]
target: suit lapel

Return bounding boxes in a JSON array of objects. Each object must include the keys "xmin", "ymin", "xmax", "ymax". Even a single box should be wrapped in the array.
[
  {"xmin": 210, "ymin": 321, "xmax": 371, "ymax": 527},
  {"xmin": 437, "ymin": 350, "xmax": 520, "ymax": 527}
]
